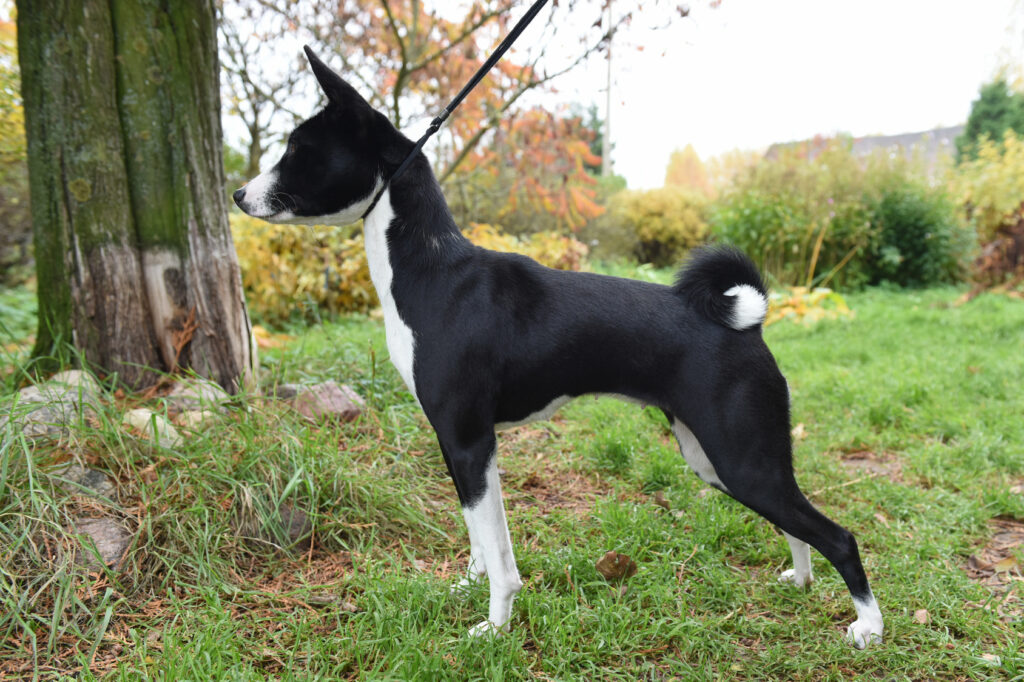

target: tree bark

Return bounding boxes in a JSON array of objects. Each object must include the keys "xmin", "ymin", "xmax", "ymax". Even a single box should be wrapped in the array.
[{"xmin": 17, "ymin": 0, "xmax": 252, "ymax": 392}]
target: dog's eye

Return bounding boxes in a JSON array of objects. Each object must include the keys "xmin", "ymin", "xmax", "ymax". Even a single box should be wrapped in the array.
[{"xmin": 287, "ymin": 142, "xmax": 296, "ymax": 156}]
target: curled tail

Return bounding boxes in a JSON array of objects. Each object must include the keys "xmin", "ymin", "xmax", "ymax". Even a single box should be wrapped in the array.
[{"xmin": 673, "ymin": 246, "xmax": 769, "ymax": 331}]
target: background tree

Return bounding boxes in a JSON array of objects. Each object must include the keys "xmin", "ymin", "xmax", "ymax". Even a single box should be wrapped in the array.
[
  {"xmin": 664, "ymin": 144, "xmax": 711, "ymax": 195},
  {"xmin": 17, "ymin": 0, "xmax": 252, "ymax": 391},
  {"xmin": 448, "ymin": 106, "xmax": 605, "ymax": 234},
  {"xmin": 956, "ymin": 77, "xmax": 1024, "ymax": 161},
  {"xmin": 228, "ymin": 0, "xmax": 613, "ymax": 222},
  {"xmin": 218, "ymin": 2, "xmax": 304, "ymax": 181}
]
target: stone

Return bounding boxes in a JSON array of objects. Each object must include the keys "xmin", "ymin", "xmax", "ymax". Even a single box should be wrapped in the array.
[
  {"xmin": 164, "ymin": 378, "xmax": 231, "ymax": 413},
  {"xmin": 52, "ymin": 463, "xmax": 117, "ymax": 499},
  {"xmin": 291, "ymin": 381, "xmax": 364, "ymax": 422},
  {"xmin": 280, "ymin": 503, "xmax": 313, "ymax": 552},
  {"xmin": 0, "ymin": 371, "xmax": 102, "ymax": 441},
  {"xmin": 122, "ymin": 408, "xmax": 183, "ymax": 448},
  {"xmin": 176, "ymin": 409, "xmax": 219, "ymax": 430},
  {"xmin": 73, "ymin": 517, "xmax": 132, "ymax": 569},
  {"xmin": 271, "ymin": 383, "xmax": 302, "ymax": 400},
  {"xmin": 48, "ymin": 369, "xmax": 102, "ymax": 399},
  {"xmin": 234, "ymin": 503, "xmax": 313, "ymax": 553}
]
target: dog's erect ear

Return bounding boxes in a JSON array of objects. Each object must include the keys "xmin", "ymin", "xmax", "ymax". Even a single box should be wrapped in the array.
[{"xmin": 303, "ymin": 45, "xmax": 368, "ymax": 109}]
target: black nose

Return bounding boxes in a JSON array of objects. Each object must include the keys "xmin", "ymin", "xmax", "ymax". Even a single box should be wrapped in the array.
[{"xmin": 232, "ymin": 187, "xmax": 246, "ymax": 206}]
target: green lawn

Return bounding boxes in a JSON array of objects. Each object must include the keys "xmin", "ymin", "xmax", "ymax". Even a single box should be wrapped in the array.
[{"xmin": 1, "ymin": 283, "xmax": 1023, "ymax": 680}]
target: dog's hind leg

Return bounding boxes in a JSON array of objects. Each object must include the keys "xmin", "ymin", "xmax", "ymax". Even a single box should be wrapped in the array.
[
  {"xmin": 723, "ymin": 464, "xmax": 882, "ymax": 648},
  {"xmin": 439, "ymin": 433, "xmax": 522, "ymax": 635},
  {"xmin": 670, "ymin": 418, "xmax": 882, "ymax": 648},
  {"xmin": 779, "ymin": 532, "xmax": 813, "ymax": 587}
]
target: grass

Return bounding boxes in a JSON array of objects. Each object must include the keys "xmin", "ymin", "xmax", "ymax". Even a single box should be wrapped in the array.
[{"xmin": 1, "ymin": 276, "xmax": 1023, "ymax": 680}]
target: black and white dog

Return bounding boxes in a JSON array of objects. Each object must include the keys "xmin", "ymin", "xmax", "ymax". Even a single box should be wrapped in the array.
[{"xmin": 234, "ymin": 47, "xmax": 883, "ymax": 648}]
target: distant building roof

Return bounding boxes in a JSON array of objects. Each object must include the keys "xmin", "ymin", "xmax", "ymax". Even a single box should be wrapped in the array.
[{"xmin": 765, "ymin": 125, "xmax": 964, "ymax": 167}]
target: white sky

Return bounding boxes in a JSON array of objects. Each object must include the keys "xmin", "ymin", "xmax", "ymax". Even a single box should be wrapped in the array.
[{"xmin": 549, "ymin": 0, "xmax": 1021, "ymax": 189}]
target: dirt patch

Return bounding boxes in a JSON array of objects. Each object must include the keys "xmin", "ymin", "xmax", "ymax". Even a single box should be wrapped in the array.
[
  {"xmin": 965, "ymin": 516, "xmax": 1024, "ymax": 622},
  {"xmin": 496, "ymin": 425, "xmax": 614, "ymax": 516},
  {"xmin": 839, "ymin": 450, "xmax": 903, "ymax": 483},
  {"xmin": 504, "ymin": 467, "xmax": 609, "ymax": 515}
]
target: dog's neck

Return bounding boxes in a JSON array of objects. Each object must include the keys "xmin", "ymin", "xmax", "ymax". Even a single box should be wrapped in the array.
[{"xmin": 365, "ymin": 153, "xmax": 472, "ymax": 270}]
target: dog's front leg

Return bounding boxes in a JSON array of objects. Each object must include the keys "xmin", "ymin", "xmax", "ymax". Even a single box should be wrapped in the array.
[
  {"xmin": 451, "ymin": 520, "xmax": 487, "ymax": 596},
  {"xmin": 465, "ymin": 454, "xmax": 522, "ymax": 635},
  {"xmin": 442, "ymin": 434, "xmax": 522, "ymax": 635}
]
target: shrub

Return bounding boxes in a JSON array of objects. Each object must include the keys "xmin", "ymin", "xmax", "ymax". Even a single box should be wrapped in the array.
[
  {"xmin": 867, "ymin": 183, "xmax": 972, "ymax": 287},
  {"xmin": 707, "ymin": 139, "xmax": 968, "ymax": 289},
  {"xmin": 230, "ymin": 213, "xmax": 376, "ymax": 326},
  {"xmin": 708, "ymin": 140, "xmax": 877, "ymax": 287},
  {"xmin": 588, "ymin": 187, "xmax": 707, "ymax": 267},
  {"xmin": 0, "ymin": 23, "xmax": 32, "ymax": 286},
  {"xmin": 953, "ymin": 130, "xmax": 1024, "ymax": 243},
  {"xmin": 462, "ymin": 222, "xmax": 589, "ymax": 271}
]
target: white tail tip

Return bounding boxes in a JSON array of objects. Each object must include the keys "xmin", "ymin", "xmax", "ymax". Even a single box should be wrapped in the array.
[{"xmin": 723, "ymin": 284, "xmax": 768, "ymax": 330}]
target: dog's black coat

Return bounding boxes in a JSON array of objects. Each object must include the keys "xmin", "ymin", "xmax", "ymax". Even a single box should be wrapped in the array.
[{"xmin": 233, "ymin": 46, "xmax": 882, "ymax": 646}]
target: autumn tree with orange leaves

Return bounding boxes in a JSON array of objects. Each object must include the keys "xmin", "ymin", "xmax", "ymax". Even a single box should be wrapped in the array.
[
  {"xmin": 450, "ymin": 107, "xmax": 606, "ymax": 234},
  {"xmin": 222, "ymin": 0, "xmax": 705, "ymax": 234}
]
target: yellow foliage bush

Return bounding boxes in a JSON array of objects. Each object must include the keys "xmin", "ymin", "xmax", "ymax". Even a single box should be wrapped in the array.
[
  {"xmin": 230, "ymin": 213, "xmax": 376, "ymax": 325},
  {"xmin": 953, "ymin": 130, "xmax": 1024, "ymax": 241},
  {"xmin": 766, "ymin": 286, "xmax": 853, "ymax": 326},
  {"xmin": 609, "ymin": 188, "xmax": 708, "ymax": 266},
  {"xmin": 462, "ymin": 223, "xmax": 589, "ymax": 271},
  {"xmin": 230, "ymin": 215, "xmax": 588, "ymax": 325}
]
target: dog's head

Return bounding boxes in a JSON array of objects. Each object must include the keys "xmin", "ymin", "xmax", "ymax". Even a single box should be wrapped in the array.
[{"xmin": 233, "ymin": 47, "xmax": 407, "ymax": 225}]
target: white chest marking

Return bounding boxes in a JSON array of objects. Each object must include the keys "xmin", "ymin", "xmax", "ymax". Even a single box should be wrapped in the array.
[{"xmin": 363, "ymin": 187, "xmax": 418, "ymax": 402}]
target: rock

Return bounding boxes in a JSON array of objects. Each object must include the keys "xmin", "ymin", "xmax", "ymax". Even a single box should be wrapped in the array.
[
  {"xmin": 48, "ymin": 370, "xmax": 103, "ymax": 399},
  {"xmin": 176, "ymin": 409, "xmax": 219, "ymax": 430},
  {"xmin": 1, "ymin": 402, "xmax": 78, "ymax": 439},
  {"xmin": 291, "ymin": 381, "xmax": 364, "ymax": 422},
  {"xmin": 280, "ymin": 503, "xmax": 313, "ymax": 551},
  {"xmin": 235, "ymin": 503, "xmax": 313, "ymax": 553},
  {"xmin": 0, "ymin": 371, "xmax": 102, "ymax": 441},
  {"xmin": 52, "ymin": 463, "xmax": 117, "ymax": 499},
  {"xmin": 164, "ymin": 378, "xmax": 231, "ymax": 413},
  {"xmin": 271, "ymin": 383, "xmax": 302, "ymax": 400},
  {"xmin": 73, "ymin": 517, "xmax": 132, "ymax": 569},
  {"xmin": 122, "ymin": 408, "xmax": 183, "ymax": 448}
]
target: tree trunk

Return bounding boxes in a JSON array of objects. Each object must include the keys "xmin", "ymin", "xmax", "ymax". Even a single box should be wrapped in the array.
[{"xmin": 17, "ymin": 0, "xmax": 253, "ymax": 392}]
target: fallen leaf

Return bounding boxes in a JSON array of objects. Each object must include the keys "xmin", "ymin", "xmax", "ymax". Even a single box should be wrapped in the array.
[
  {"xmin": 595, "ymin": 550, "xmax": 637, "ymax": 581},
  {"xmin": 994, "ymin": 556, "xmax": 1018, "ymax": 572},
  {"xmin": 791, "ymin": 423, "xmax": 807, "ymax": 441},
  {"xmin": 653, "ymin": 491, "xmax": 671, "ymax": 511},
  {"xmin": 914, "ymin": 609, "xmax": 929, "ymax": 624},
  {"xmin": 873, "ymin": 512, "xmax": 890, "ymax": 527}
]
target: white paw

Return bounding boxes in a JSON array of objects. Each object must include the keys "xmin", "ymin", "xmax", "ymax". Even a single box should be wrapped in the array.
[
  {"xmin": 846, "ymin": 618, "xmax": 883, "ymax": 649},
  {"xmin": 778, "ymin": 568, "xmax": 813, "ymax": 588},
  {"xmin": 468, "ymin": 620, "xmax": 503, "ymax": 638}
]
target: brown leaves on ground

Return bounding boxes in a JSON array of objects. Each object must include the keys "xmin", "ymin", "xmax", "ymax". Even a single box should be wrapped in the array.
[
  {"xmin": 965, "ymin": 516, "xmax": 1024, "ymax": 621},
  {"xmin": 595, "ymin": 550, "xmax": 638, "ymax": 582}
]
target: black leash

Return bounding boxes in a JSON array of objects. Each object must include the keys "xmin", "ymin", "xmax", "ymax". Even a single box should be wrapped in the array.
[{"xmin": 361, "ymin": 0, "xmax": 550, "ymax": 219}]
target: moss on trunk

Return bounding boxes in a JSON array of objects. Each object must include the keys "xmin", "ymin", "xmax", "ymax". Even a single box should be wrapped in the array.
[{"xmin": 17, "ymin": 0, "xmax": 252, "ymax": 391}]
